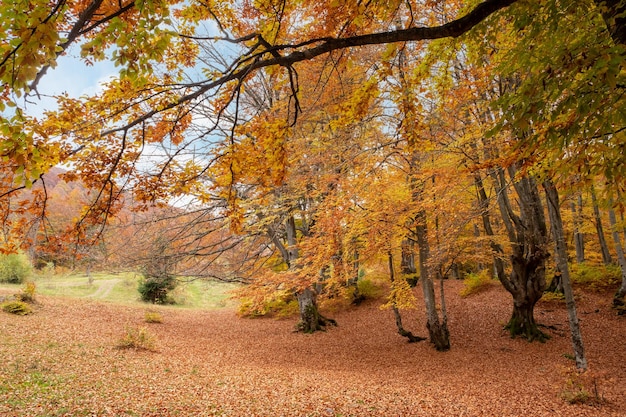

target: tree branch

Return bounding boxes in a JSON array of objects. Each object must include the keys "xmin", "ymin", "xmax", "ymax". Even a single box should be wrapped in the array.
[{"xmin": 100, "ymin": 0, "xmax": 518, "ymax": 136}]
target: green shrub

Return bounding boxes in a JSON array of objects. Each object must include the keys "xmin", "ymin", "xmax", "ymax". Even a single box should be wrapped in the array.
[
  {"xmin": 460, "ymin": 270, "xmax": 495, "ymax": 297},
  {"xmin": 570, "ymin": 263, "xmax": 621, "ymax": 292},
  {"xmin": 357, "ymin": 278, "xmax": 385, "ymax": 299},
  {"xmin": 116, "ymin": 326, "xmax": 156, "ymax": 351},
  {"xmin": 0, "ymin": 253, "xmax": 32, "ymax": 284},
  {"xmin": 15, "ymin": 281, "xmax": 36, "ymax": 303},
  {"xmin": 138, "ymin": 274, "xmax": 177, "ymax": 304},
  {"xmin": 144, "ymin": 310, "xmax": 163, "ymax": 323},
  {"xmin": 1, "ymin": 300, "xmax": 32, "ymax": 315}
]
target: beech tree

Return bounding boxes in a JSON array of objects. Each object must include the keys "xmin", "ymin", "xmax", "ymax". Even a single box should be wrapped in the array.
[{"xmin": 2, "ymin": 0, "xmax": 625, "ymax": 356}]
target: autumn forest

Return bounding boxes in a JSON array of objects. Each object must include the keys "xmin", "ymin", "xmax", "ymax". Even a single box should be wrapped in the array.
[{"xmin": 1, "ymin": 0, "xmax": 626, "ymax": 415}]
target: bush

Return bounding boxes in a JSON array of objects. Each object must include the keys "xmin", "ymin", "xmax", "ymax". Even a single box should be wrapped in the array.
[
  {"xmin": 238, "ymin": 290, "xmax": 299, "ymax": 318},
  {"xmin": 116, "ymin": 326, "xmax": 156, "ymax": 351},
  {"xmin": 1, "ymin": 300, "xmax": 32, "ymax": 315},
  {"xmin": 460, "ymin": 270, "xmax": 495, "ymax": 297},
  {"xmin": 570, "ymin": 263, "xmax": 621, "ymax": 292},
  {"xmin": 144, "ymin": 310, "xmax": 163, "ymax": 323},
  {"xmin": 138, "ymin": 274, "xmax": 177, "ymax": 304},
  {"xmin": 0, "ymin": 253, "xmax": 32, "ymax": 284},
  {"xmin": 15, "ymin": 281, "xmax": 36, "ymax": 303},
  {"xmin": 357, "ymin": 278, "xmax": 385, "ymax": 299}
]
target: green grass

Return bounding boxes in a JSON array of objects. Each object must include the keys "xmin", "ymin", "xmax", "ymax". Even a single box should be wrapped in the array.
[{"xmin": 0, "ymin": 271, "xmax": 239, "ymax": 310}]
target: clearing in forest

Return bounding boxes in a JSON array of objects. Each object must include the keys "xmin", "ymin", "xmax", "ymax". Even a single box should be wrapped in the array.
[{"xmin": 0, "ymin": 280, "xmax": 624, "ymax": 416}]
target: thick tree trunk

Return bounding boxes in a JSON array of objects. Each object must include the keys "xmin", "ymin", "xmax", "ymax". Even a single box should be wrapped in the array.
[
  {"xmin": 591, "ymin": 186, "xmax": 613, "ymax": 265},
  {"xmin": 607, "ymin": 202, "xmax": 626, "ymax": 311},
  {"xmin": 507, "ymin": 299, "xmax": 543, "ymax": 341},
  {"xmin": 295, "ymin": 288, "xmax": 336, "ymax": 333},
  {"xmin": 416, "ymin": 213, "xmax": 450, "ymax": 351},
  {"xmin": 504, "ymin": 253, "xmax": 549, "ymax": 341},
  {"xmin": 272, "ymin": 215, "xmax": 337, "ymax": 331},
  {"xmin": 490, "ymin": 165, "xmax": 549, "ymax": 341},
  {"xmin": 544, "ymin": 180, "xmax": 587, "ymax": 370}
]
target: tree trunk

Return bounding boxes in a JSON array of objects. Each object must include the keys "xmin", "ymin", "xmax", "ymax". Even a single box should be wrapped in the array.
[
  {"xmin": 272, "ymin": 215, "xmax": 336, "ymax": 331},
  {"xmin": 388, "ymin": 252, "xmax": 425, "ymax": 343},
  {"xmin": 571, "ymin": 194, "xmax": 585, "ymax": 263},
  {"xmin": 505, "ymin": 252, "xmax": 549, "ymax": 342},
  {"xmin": 295, "ymin": 287, "xmax": 337, "ymax": 333},
  {"xmin": 490, "ymin": 165, "xmax": 549, "ymax": 341},
  {"xmin": 473, "ymin": 172, "xmax": 506, "ymax": 281},
  {"xmin": 401, "ymin": 237, "xmax": 418, "ymax": 286},
  {"xmin": 348, "ymin": 246, "xmax": 364, "ymax": 305},
  {"xmin": 416, "ymin": 212, "xmax": 450, "ymax": 351},
  {"xmin": 544, "ymin": 180, "xmax": 587, "ymax": 370},
  {"xmin": 591, "ymin": 186, "xmax": 613, "ymax": 265},
  {"xmin": 607, "ymin": 201, "xmax": 626, "ymax": 312}
]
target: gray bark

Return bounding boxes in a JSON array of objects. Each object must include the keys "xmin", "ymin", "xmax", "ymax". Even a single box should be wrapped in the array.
[
  {"xmin": 591, "ymin": 186, "xmax": 613, "ymax": 265},
  {"xmin": 474, "ymin": 172, "xmax": 506, "ymax": 281},
  {"xmin": 571, "ymin": 194, "xmax": 585, "ymax": 263},
  {"xmin": 544, "ymin": 180, "xmax": 587, "ymax": 370},
  {"xmin": 607, "ymin": 200, "xmax": 626, "ymax": 309},
  {"xmin": 416, "ymin": 212, "xmax": 450, "ymax": 351}
]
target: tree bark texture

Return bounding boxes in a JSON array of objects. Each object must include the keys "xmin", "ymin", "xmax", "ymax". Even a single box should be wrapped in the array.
[
  {"xmin": 591, "ymin": 186, "xmax": 614, "ymax": 265},
  {"xmin": 607, "ymin": 201, "xmax": 626, "ymax": 311},
  {"xmin": 490, "ymin": 165, "xmax": 549, "ymax": 341},
  {"xmin": 416, "ymin": 212, "xmax": 450, "ymax": 351},
  {"xmin": 544, "ymin": 180, "xmax": 587, "ymax": 370},
  {"xmin": 571, "ymin": 194, "xmax": 585, "ymax": 263},
  {"xmin": 474, "ymin": 172, "xmax": 506, "ymax": 281}
]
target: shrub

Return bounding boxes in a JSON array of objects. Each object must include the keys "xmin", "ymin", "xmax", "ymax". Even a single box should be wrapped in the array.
[
  {"xmin": 1, "ymin": 300, "xmax": 32, "ymax": 315},
  {"xmin": 570, "ymin": 263, "xmax": 621, "ymax": 292},
  {"xmin": 357, "ymin": 278, "xmax": 385, "ymax": 299},
  {"xmin": 238, "ymin": 290, "xmax": 299, "ymax": 318},
  {"xmin": 541, "ymin": 291, "xmax": 565, "ymax": 303},
  {"xmin": 0, "ymin": 253, "xmax": 32, "ymax": 284},
  {"xmin": 15, "ymin": 281, "xmax": 36, "ymax": 303},
  {"xmin": 116, "ymin": 326, "xmax": 156, "ymax": 351},
  {"xmin": 138, "ymin": 274, "xmax": 177, "ymax": 304},
  {"xmin": 144, "ymin": 310, "xmax": 163, "ymax": 323},
  {"xmin": 460, "ymin": 270, "xmax": 495, "ymax": 297}
]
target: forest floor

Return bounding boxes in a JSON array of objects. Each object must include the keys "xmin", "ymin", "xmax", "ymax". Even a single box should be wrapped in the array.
[{"xmin": 0, "ymin": 280, "xmax": 625, "ymax": 416}]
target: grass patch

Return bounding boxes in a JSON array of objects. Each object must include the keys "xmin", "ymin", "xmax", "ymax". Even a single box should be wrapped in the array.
[
  {"xmin": 171, "ymin": 280, "xmax": 239, "ymax": 309},
  {"xmin": 0, "ymin": 271, "xmax": 238, "ymax": 310}
]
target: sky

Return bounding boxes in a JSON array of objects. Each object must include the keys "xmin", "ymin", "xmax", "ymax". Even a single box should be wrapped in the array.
[{"xmin": 23, "ymin": 49, "xmax": 117, "ymax": 119}]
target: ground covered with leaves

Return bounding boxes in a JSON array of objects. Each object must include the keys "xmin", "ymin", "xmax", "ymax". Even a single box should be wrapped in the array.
[{"xmin": 1, "ymin": 280, "xmax": 624, "ymax": 416}]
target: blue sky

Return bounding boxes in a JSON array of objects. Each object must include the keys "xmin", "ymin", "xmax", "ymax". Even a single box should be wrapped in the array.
[{"xmin": 24, "ymin": 49, "xmax": 117, "ymax": 118}]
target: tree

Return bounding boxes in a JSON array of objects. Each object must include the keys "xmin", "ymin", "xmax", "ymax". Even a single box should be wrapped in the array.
[{"xmin": 2, "ymin": 0, "xmax": 626, "ymax": 357}]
